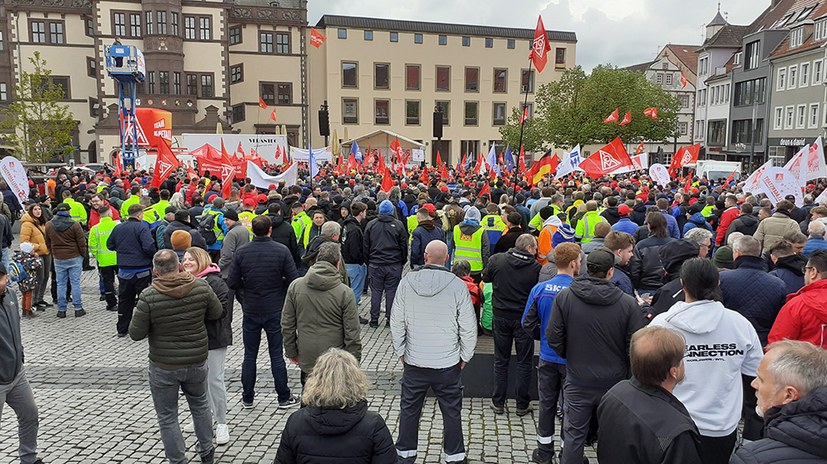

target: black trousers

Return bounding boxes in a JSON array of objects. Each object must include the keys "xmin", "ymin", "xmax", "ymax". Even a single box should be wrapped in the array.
[
  {"xmin": 536, "ymin": 360, "xmax": 566, "ymax": 458},
  {"xmin": 368, "ymin": 263, "xmax": 402, "ymax": 321},
  {"xmin": 492, "ymin": 316, "xmax": 534, "ymax": 410},
  {"xmin": 99, "ymin": 265, "xmax": 118, "ymax": 309},
  {"xmin": 560, "ymin": 382, "xmax": 607, "ymax": 464},
  {"xmin": 116, "ymin": 272, "xmax": 151, "ymax": 335},
  {"xmin": 698, "ymin": 431, "xmax": 737, "ymax": 464},
  {"xmin": 50, "ymin": 262, "xmax": 70, "ymax": 303},
  {"xmin": 396, "ymin": 363, "xmax": 466, "ymax": 463}
]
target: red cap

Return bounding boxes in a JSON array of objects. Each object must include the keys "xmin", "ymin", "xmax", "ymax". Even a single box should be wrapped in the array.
[
  {"xmin": 440, "ymin": 185, "xmax": 449, "ymax": 192},
  {"xmin": 349, "ymin": 179, "xmax": 355, "ymax": 186},
  {"xmin": 268, "ymin": 184, "xmax": 277, "ymax": 190},
  {"xmin": 421, "ymin": 203, "xmax": 436, "ymax": 215},
  {"xmin": 401, "ymin": 183, "xmax": 408, "ymax": 189},
  {"xmin": 243, "ymin": 198, "xmax": 257, "ymax": 207},
  {"xmin": 618, "ymin": 204, "xmax": 632, "ymax": 216},
  {"xmin": 257, "ymin": 194, "xmax": 268, "ymax": 204}
]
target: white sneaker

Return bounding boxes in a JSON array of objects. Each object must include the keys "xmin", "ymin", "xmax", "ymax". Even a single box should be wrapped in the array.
[
  {"xmin": 215, "ymin": 424, "xmax": 230, "ymax": 445},
  {"xmin": 183, "ymin": 421, "xmax": 195, "ymax": 433}
]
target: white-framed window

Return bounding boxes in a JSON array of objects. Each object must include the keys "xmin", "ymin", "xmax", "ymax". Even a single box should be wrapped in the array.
[
  {"xmin": 733, "ymin": 52, "xmax": 742, "ymax": 66},
  {"xmin": 786, "ymin": 105, "xmax": 795, "ymax": 129},
  {"xmin": 801, "ymin": 62, "xmax": 810, "ymax": 87},
  {"xmin": 774, "ymin": 106, "xmax": 784, "ymax": 130},
  {"xmin": 725, "ymin": 83, "xmax": 730, "ymax": 102},
  {"xmin": 789, "ymin": 65, "xmax": 798, "ymax": 89},
  {"xmin": 697, "ymin": 119, "xmax": 705, "ymax": 138},
  {"xmin": 656, "ymin": 73, "xmax": 663, "ymax": 84},
  {"xmin": 778, "ymin": 67, "xmax": 787, "ymax": 90},
  {"xmin": 790, "ymin": 27, "xmax": 805, "ymax": 47},
  {"xmin": 816, "ymin": 19, "xmax": 827, "ymax": 40},
  {"xmin": 797, "ymin": 104, "xmax": 807, "ymax": 128},
  {"xmin": 810, "ymin": 103, "xmax": 820, "ymax": 128},
  {"xmin": 666, "ymin": 74, "xmax": 673, "ymax": 85},
  {"xmin": 814, "ymin": 59, "xmax": 823, "ymax": 84}
]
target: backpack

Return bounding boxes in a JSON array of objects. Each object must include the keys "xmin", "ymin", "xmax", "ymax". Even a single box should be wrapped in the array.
[{"xmin": 197, "ymin": 213, "xmax": 217, "ymax": 245}]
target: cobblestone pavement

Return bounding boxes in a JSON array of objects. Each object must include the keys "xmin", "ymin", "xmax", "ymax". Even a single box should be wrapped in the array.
[{"xmin": 0, "ymin": 267, "xmax": 598, "ymax": 463}]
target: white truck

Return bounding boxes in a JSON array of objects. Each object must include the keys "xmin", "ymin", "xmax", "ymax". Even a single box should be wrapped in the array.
[{"xmin": 691, "ymin": 160, "xmax": 742, "ymax": 182}]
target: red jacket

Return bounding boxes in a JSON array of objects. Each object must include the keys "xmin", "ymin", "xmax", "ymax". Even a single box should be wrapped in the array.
[
  {"xmin": 716, "ymin": 206, "xmax": 739, "ymax": 246},
  {"xmin": 768, "ymin": 279, "xmax": 827, "ymax": 348},
  {"xmin": 88, "ymin": 201, "xmax": 120, "ymax": 228},
  {"xmin": 459, "ymin": 275, "xmax": 482, "ymax": 314}
]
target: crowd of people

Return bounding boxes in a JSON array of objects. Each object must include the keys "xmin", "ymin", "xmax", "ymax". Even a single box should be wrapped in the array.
[{"xmin": 1, "ymin": 161, "xmax": 827, "ymax": 464}]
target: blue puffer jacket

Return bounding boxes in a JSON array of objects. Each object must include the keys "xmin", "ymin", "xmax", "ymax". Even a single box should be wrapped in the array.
[
  {"xmin": 803, "ymin": 235, "xmax": 827, "ymax": 257},
  {"xmin": 410, "ymin": 220, "xmax": 444, "ymax": 267},
  {"xmin": 106, "ymin": 217, "xmax": 156, "ymax": 270},
  {"xmin": 681, "ymin": 212, "xmax": 712, "ymax": 236},
  {"xmin": 719, "ymin": 255, "xmax": 788, "ymax": 346}
]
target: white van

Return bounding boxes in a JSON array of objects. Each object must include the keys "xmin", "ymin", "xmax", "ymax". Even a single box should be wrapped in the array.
[{"xmin": 693, "ymin": 160, "xmax": 742, "ymax": 182}]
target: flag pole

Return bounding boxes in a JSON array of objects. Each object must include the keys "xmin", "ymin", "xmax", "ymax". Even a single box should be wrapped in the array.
[{"xmin": 513, "ymin": 58, "xmax": 534, "ymax": 191}]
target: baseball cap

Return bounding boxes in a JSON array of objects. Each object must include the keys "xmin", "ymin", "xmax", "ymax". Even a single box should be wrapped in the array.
[
  {"xmin": 257, "ymin": 194, "xmax": 268, "ymax": 204},
  {"xmin": 587, "ymin": 248, "xmax": 619, "ymax": 274},
  {"xmin": 164, "ymin": 206, "xmax": 178, "ymax": 215},
  {"xmin": 55, "ymin": 203, "xmax": 71, "ymax": 213},
  {"xmin": 243, "ymin": 198, "xmax": 257, "ymax": 208},
  {"xmin": 224, "ymin": 209, "xmax": 239, "ymax": 221},
  {"xmin": 421, "ymin": 203, "xmax": 436, "ymax": 215},
  {"xmin": 618, "ymin": 204, "xmax": 632, "ymax": 216},
  {"xmin": 0, "ymin": 263, "xmax": 7, "ymax": 275}
]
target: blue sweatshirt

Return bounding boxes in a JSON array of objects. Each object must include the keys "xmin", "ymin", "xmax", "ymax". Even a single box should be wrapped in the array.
[{"xmin": 521, "ymin": 274, "xmax": 573, "ymax": 364}]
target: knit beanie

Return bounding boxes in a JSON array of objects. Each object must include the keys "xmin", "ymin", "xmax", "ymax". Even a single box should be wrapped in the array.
[
  {"xmin": 712, "ymin": 245, "xmax": 735, "ymax": 270},
  {"xmin": 552, "ymin": 224, "xmax": 575, "ymax": 248},
  {"xmin": 379, "ymin": 200, "xmax": 395, "ymax": 216},
  {"xmin": 170, "ymin": 230, "xmax": 192, "ymax": 251}
]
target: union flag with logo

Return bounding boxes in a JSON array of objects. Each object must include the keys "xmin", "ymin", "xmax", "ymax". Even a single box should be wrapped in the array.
[
  {"xmin": 150, "ymin": 139, "xmax": 180, "ymax": 189},
  {"xmin": 578, "ymin": 137, "xmax": 633, "ymax": 179}
]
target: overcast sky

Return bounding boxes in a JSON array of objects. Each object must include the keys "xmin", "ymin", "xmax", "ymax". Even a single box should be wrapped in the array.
[{"xmin": 308, "ymin": 0, "xmax": 763, "ymax": 70}]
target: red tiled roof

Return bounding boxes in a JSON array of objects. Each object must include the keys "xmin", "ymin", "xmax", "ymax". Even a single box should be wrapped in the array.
[{"xmin": 662, "ymin": 44, "xmax": 701, "ymax": 75}]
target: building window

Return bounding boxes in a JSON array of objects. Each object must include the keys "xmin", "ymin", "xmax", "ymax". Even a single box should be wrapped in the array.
[
  {"xmin": 731, "ymin": 119, "xmax": 762, "ymax": 144},
  {"xmin": 405, "ymin": 65, "xmax": 420, "ymax": 91},
  {"xmin": 199, "ymin": 17, "xmax": 211, "ymax": 40},
  {"xmin": 462, "ymin": 36, "xmax": 470, "ymax": 47},
  {"xmin": 777, "ymin": 67, "xmax": 787, "ymax": 90},
  {"xmin": 679, "ymin": 94, "xmax": 690, "ymax": 108},
  {"xmin": 414, "ymin": 33, "xmax": 423, "ymax": 44},
  {"xmin": 374, "ymin": 63, "xmax": 390, "ymax": 90},
  {"xmin": 656, "ymin": 73, "xmax": 663, "ymax": 85},
  {"xmin": 146, "ymin": 11, "xmax": 153, "ymax": 35},
  {"xmin": 230, "ymin": 64, "xmax": 243, "ymax": 84},
  {"xmin": 666, "ymin": 74, "xmax": 673, "ymax": 85},
  {"xmin": 84, "ymin": 18, "xmax": 94, "ymax": 37},
  {"xmin": 231, "ymin": 104, "xmax": 245, "ymax": 123},
  {"xmin": 343, "ymin": 98, "xmax": 358, "ymax": 124},
  {"xmin": 173, "ymin": 72, "xmax": 181, "ymax": 94},
  {"xmin": 464, "ymin": 101, "xmax": 478, "ymax": 126},
  {"xmin": 375, "ymin": 99, "xmax": 390, "ymax": 125},
  {"xmin": 507, "ymin": 38, "xmax": 515, "ymax": 49},
  {"xmin": 260, "ymin": 82, "xmax": 276, "ymax": 105},
  {"xmin": 229, "ymin": 25, "xmax": 242, "ymax": 45},
  {"xmin": 436, "ymin": 66, "xmax": 450, "ymax": 91},
  {"xmin": 277, "ymin": 83, "xmax": 292, "ymax": 105},
  {"xmin": 113, "ymin": 13, "xmax": 126, "ymax": 37},
  {"xmin": 30, "ymin": 21, "xmax": 46, "ymax": 43},
  {"xmin": 797, "ymin": 104, "xmax": 807, "ymax": 128},
  {"xmin": 699, "ymin": 56, "xmax": 708, "ymax": 76},
  {"xmin": 186, "ymin": 74, "xmax": 197, "ymax": 96},
  {"xmin": 521, "ymin": 69, "xmax": 535, "ymax": 93},
  {"xmin": 130, "ymin": 13, "xmax": 141, "ymax": 37},
  {"xmin": 679, "ymin": 122, "xmax": 689, "ymax": 136},
  {"xmin": 744, "ymin": 40, "xmax": 760, "ymax": 70},
  {"xmin": 788, "ymin": 65, "xmax": 798, "ymax": 89},
  {"xmin": 406, "ymin": 100, "xmax": 420, "ymax": 125},
  {"xmin": 438, "ymin": 35, "xmax": 447, "ymax": 46},
  {"xmin": 465, "ymin": 67, "xmax": 479, "ymax": 92},
  {"xmin": 555, "ymin": 48, "xmax": 566, "ymax": 66},
  {"xmin": 785, "ymin": 106, "xmax": 795, "ymax": 129},
  {"xmin": 485, "ymin": 37, "xmax": 493, "ymax": 48},
  {"xmin": 259, "ymin": 32, "xmax": 273, "ymax": 53},
  {"xmin": 184, "ymin": 16, "xmax": 195, "ymax": 40},
  {"xmin": 342, "ymin": 62, "xmax": 357, "ymax": 88},
  {"xmin": 147, "ymin": 71, "xmax": 155, "ymax": 94},
  {"xmin": 337, "ymin": 28, "xmax": 347, "ymax": 39},
  {"xmin": 810, "ymin": 103, "xmax": 820, "ymax": 129},
  {"xmin": 493, "ymin": 102, "xmax": 506, "ymax": 125},
  {"xmin": 460, "ymin": 141, "xmax": 479, "ymax": 157},
  {"xmin": 275, "ymin": 33, "xmax": 290, "ymax": 54},
  {"xmin": 159, "ymin": 71, "xmax": 169, "ymax": 94},
  {"xmin": 171, "ymin": 13, "xmax": 179, "ymax": 36},
  {"xmin": 816, "ymin": 19, "xmax": 827, "ymax": 40},
  {"xmin": 364, "ymin": 30, "xmax": 373, "ymax": 41},
  {"xmin": 200, "ymin": 74, "xmax": 213, "ymax": 97},
  {"xmin": 86, "ymin": 56, "xmax": 96, "ymax": 78},
  {"xmin": 774, "ymin": 107, "xmax": 784, "ymax": 130},
  {"xmin": 390, "ymin": 31, "xmax": 398, "ymax": 42},
  {"xmin": 157, "ymin": 11, "xmax": 167, "ymax": 35},
  {"xmin": 493, "ymin": 68, "xmax": 507, "ymax": 93},
  {"xmin": 790, "ymin": 27, "xmax": 804, "ymax": 48},
  {"xmin": 0, "ymin": 83, "xmax": 8, "ymax": 101},
  {"xmin": 435, "ymin": 100, "xmax": 450, "ymax": 125},
  {"xmin": 801, "ymin": 62, "xmax": 810, "ymax": 87},
  {"xmin": 814, "ymin": 59, "xmax": 823, "ymax": 84},
  {"xmin": 734, "ymin": 78, "xmax": 766, "ymax": 106},
  {"xmin": 707, "ymin": 120, "xmax": 726, "ymax": 145}
]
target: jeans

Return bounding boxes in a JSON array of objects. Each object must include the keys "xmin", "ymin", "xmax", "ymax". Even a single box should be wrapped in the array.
[
  {"xmin": 33, "ymin": 255, "xmax": 51, "ymax": 304},
  {"xmin": 396, "ymin": 364, "xmax": 466, "ymax": 463},
  {"xmin": 241, "ymin": 312, "xmax": 292, "ymax": 404},
  {"xmin": 54, "ymin": 256, "xmax": 83, "ymax": 312},
  {"xmin": 368, "ymin": 263, "xmax": 403, "ymax": 321},
  {"xmin": 560, "ymin": 382, "xmax": 607, "ymax": 464},
  {"xmin": 492, "ymin": 316, "xmax": 534, "ymax": 410},
  {"xmin": 536, "ymin": 360, "xmax": 566, "ymax": 459},
  {"xmin": 147, "ymin": 362, "xmax": 214, "ymax": 464},
  {"xmin": 0, "ymin": 370, "xmax": 40, "ymax": 464},
  {"xmin": 117, "ymin": 271, "xmax": 151, "ymax": 335},
  {"xmin": 206, "ymin": 348, "xmax": 228, "ymax": 425},
  {"xmin": 99, "ymin": 265, "xmax": 118, "ymax": 309},
  {"xmin": 344, "ymin": 263, "xmax": 366, "ymax": 305}
]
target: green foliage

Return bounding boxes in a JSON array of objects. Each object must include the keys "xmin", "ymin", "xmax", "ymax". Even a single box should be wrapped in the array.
[
  {"xmin": 500, "ymin": 65, "xmax": 681, "ymax": 149},
  {"xmin": 0, "ymin": 51, "xmax": 75, "ymax": 162}
]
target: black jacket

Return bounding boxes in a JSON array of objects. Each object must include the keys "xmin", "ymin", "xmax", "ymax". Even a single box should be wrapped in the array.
[
  {"xmin": 203, "ymin": 271, "xmax": 233, "ymax": 350},
  {"xmin": 269, "ymin": 214, "xmax": 300, "ymax": 266},
  {"xmin": 629, "ymin": 236, "xmax": 674, "ymax": 292},
  {"xmin": 274, "ymin": 400, "xmax": 395, "ymax": 464},
  {"xmin": 549, "ymin": 277, "xmax": 645, "ymax": 388},
  {"xmin": 726, "ymin": 214, "xmax": 759, "ymax": 243},
  {"xmin": 410, "ymin": 219, "xmax": 444, "ymax": 267},
  {"xmin": 341, "ymin": 217, "xmax": 364, "ymax": 265},
  {"xmin": 598, "ymin": 378, "xmax": 702, "ymax": 464},
  {"xmin": 482, "ymin": 248, "xmax": 541, "ymax": 319},
  {"xmin": 494, "ymin": 226, "xmax": 524, "ymax": 255},
  {"xmin": 163, "ymin": 220, "xmax": 207, "ymax": 250},
  {"xmin": 631, "ymin": 202, "xmax": 648, "ymax": 226},
  {"xmin": 363, "ymin": 215, "xmax": 408, "ymax": 266},
  {"xmin": 0, "ymin": 289, "xmax": 23, "ymax": 385},
  {"xmin": 107, "ymin": 217, "xmax": 156, "ymax": 270},
  {"xmin": 227, "ymin": 237, "xmax": 300, "ymax": 315},
  {"xmin": 600, "ymin": 206, "xmax": 621, "ymax": 225},
  {"xmin": 731, "ymin": 388, "xmax": 827, "ymax": 463}
]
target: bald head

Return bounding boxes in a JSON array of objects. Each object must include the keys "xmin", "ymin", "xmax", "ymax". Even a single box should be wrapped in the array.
[{"xmin": 424, "ymin": 240, "xmax": 449, "ymax": 266}]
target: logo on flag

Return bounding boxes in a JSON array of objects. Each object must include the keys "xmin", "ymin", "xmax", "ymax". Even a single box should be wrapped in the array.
[
  {"xmin": 530, "ymin": 16, "xmax": 551, "ymax": 73},
  {"xmin": 158, "ymin": 161, "xmax": 173, "ymax": 177},
  {"xmin": 310, "ymin": 28, "xmax": 326, "ymax": 48},
  {"xmin": 599, "ymin": 150, "xmax": 621, "ymax": 171},
  {"xmin": 681, "ymin": 149, "xmax": 693, "ymax": 166}
]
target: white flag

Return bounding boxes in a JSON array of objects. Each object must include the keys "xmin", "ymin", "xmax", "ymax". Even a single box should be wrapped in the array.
[
  {"xmin": 555, "ymin": 145, "xmax": 582, "ymax": 179},
  {"xmin": 758, "ymin": 166, "xmax": 803, "ymax": 206},
  {"xmin": 783, "ymin": 145, "xmax": 809, "ymax": 186},
  {"xmin": 805, "ymin": 136, "xmax": 827, "ymax": 182},
  {"xmin": 486, "ymin": 142, "xmax": 500, "ymax": 175},
  {"xmin": 0, "ymin": 156, "xmax": 28, "ymax": 205},
  {"xmin": 743, "ymin": 160, "xmax": 773, "ymax": 194},
  {"xmin": 246, "ymin": 161, "xmax": 297, "ymax": 189}
]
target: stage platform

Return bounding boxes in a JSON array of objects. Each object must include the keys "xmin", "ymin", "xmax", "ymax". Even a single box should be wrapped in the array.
[{"xmin": 456, "ymin": 334, "xmax": 542, "ymax": 399}]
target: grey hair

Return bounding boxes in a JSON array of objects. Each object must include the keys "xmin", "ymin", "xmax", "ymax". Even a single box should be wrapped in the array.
[
  {"xmin": 515, "ymin": 233, "xmax": 538, "ymax": 251},
  {"xmin": 212, "ymin": 197, "xmax": 225, "ymax": 208},
  {"xmin": 733, "ymin": 235, "xmax": 761, "ymax": 257},
  {"xmin": 320, "ymin": 221, "xmax": 341, "ymax": 238},
  {"xmin": 727, "ymin": 231, "xmax": 745, "ymax": 248},
  {"xmin": 766, "ymin": 340, "xmax": 827, "ymax": 396},
  {"xmin": 316, "ymin": 242, "xmax": 341, "ymax": 266},
  {"xmin": 684, "ymin": 228, "xmax": 713, "ymax": 248},
  {"xmin": 302, "ymin": 348, "xmax": 369, "ymax": 408},
  {"xmin": 809, "ymin": 221, "xmax": 826, "ymax": 237},
  {"xmin": 153, "ymin": 249, "xmax": 180, "ymax": 275}
]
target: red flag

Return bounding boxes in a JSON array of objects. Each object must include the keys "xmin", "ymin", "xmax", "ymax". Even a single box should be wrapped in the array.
[
  {"xmin": 269, "ymin": 108, "xmax": 277, "ymax": 123},
  {"xmin": 258, "ymin": 97, "xmax": 267, "ymax": 109},
  {"xmin": 150, "ymin": 140, "xmax": 180, "ymax": 189},
  {"xmin": 113, "ymin": 152, "xmax": 123, "ymax": 177},
  {"xmin": 236, "ymin": 141, "xmax": 245, "ymax": 157},
  {"xmin": 390, "ymin": 137, "xmax": 403, "ymax": 161},
  {"xmin": 479, "ymin": 182, "xmax": 491, "ymax": 198},
  {"xmin": 643, "ymin": 107, "xmax": 659, "ymax": 119},
  {"xmin": 520, "ymin": 105, "xmax": 529, "ymax": 125},
  {"xmin": 219, "ymin": 139, "xmax": 234, "ymax": 199},
  {"xmin": 310, "ymin": 28, "xmax": 326, "ymax": 48},
  {"xmin": 377, "ymin": 151, "xmax": 386, "ymax": 173},
  {"xmin": 530, "ymin": 16, "xmax": 552, "ymax": 73},
  {"xmin": 274, "ymin": 145, "xmax": 281, "ymax": 164},
  {"xmin": 187, "ymin": 164, "xmax": 197, "ymax": 180},
  {"xmin": 675, "ymin": 144, "xmax": 701, "ymax": 168},
  {"xmin": 380, "ymin": 166, "xmax": 394, "ymax": 193},
  {"xmin": 436, "ymin": 150, "xmax": 443, "ymax": 168},
  {"xmin": 634, "ymin": 141, "xmax": 645, "ymax": 155},
  {"xmin": 684, "ymin": 170, "xmax": 694, "ymax": 192},
  {"xmin": 440, "ymin": 163, "xmax": 449, "ymax": 180},
  {"xmin": 519, "ymin": 145, "xmax": 527, "ymax": 174},
  {"xmin": 474, "ymin": 152, "xmax": 487, "ymax": 175},
  {"xmin": 619, "ymin": 111, "xmax": 632, "ymax": 126},
  {"xmin": 725, "ymin": 170, "xmax": 736, "ymax": 185},
  {"xmin": 346, "ymin": 153, "xmax": 358, "ymax": 172},
  {"xmin": 680, "ymin": 72, "xmax": 688, "ymax": 89},
  {"xmin": 458, "ymin": 153, "xmax": 467, "ymax": 173},
  {"xmin": 604, "ymin": 108, "xmax": 619, "ymax": 123},
  {"xmin": 578, "ymin": 137, "xmax": 633, "ymax": 178},
  {"xmin": 420, "ymin": 167, "xmax": 430, "ymax": 185},
  {"xmin": 489, "ymin": 168, "xmax": 497, "ymax": 183}
]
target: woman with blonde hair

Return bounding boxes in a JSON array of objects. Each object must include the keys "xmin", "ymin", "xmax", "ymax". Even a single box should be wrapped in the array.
[
  {"xmin": 180, "ymin": 246, "xmax": 233, "ymax": 445},
  {"xmin": 274, "ymin": 348, "xmax": 394, "ymax": 463}
]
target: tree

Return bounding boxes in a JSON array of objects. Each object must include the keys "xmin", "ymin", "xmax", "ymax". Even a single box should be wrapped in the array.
[
  {"xmin": 0, "ymin": 51, "xmax": 75, "ymax": 163},
  {"xmin": 500, "ymin": 65, "xmax": 681, "ymax": 149}
]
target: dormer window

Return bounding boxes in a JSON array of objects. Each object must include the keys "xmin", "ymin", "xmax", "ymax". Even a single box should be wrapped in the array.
[
  {"xmin": 790, "ymin": 27, "xmax": 804, "ymax": 48},
  {"xmin": 816, "ymin": 19, "xmax": 827, "ymax": 41}
]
